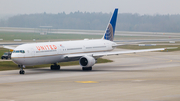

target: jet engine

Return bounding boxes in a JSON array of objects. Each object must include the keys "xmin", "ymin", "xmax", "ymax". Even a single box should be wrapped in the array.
[{"xmin": 79, "ymin": 56, "xmax": 96, "ymax": 67}]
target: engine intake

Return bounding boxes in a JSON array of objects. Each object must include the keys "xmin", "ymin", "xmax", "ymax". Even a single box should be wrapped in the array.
[{"xmin": 79, "ymin": 56, "xmax": 95, "ymax": 67}]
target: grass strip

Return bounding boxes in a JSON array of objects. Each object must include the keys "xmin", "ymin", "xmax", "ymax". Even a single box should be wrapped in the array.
[
  {"xmin": 0, "ymin": 31, "xmax": 101, "ymax": 41},
  {"xmin": 0, "ymin": 48, "xmax": 9, "ymax": 56}
]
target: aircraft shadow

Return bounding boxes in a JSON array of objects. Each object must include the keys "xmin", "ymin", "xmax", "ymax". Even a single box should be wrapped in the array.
[{"xmin": 30, "ymin": 68, "xmax": 157, "ymax": 73}]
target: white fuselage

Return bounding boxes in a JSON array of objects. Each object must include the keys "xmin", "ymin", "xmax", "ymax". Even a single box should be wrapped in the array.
[{"xmin": 11, "ymin": 39, "xmax": 116, "ymax": 66}]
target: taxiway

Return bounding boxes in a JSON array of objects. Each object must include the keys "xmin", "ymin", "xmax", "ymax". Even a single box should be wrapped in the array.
[{"xmin": 0, "ymin": 50, "xmax": 180, "ymax": 101}]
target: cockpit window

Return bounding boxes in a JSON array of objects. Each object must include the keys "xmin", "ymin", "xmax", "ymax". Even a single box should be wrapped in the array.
[
  {"xmin": 20, "ymin": 50, "xmax": 25, "ymax": 53},
  {"xmin": 13, "ymin": 50, "xmax": 25, "ymax": 53}
]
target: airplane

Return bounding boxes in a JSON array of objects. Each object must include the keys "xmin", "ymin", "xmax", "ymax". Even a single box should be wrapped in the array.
[{"xmin": 3, "ymin": 8, "xmax": 165, "ymax": 74}]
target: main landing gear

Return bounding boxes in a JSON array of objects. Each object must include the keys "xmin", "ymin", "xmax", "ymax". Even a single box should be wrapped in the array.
[
  {"xmin": 51, "ymin": 63, "xmax": 60, "ymax": 70},
  {"xmin": 82, "ymin": 67, "xmax": 92, "ymax": 71},
  {"xmin": 18, "ymin": 65, "xmax": 25, "ymax": 74}
]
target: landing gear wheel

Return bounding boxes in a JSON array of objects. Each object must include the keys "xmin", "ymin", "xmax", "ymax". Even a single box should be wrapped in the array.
[
  {"xmin": 82, "ymin": 67, "xmax": 92, "ymax": 71},
  {"xmin": 50, "ymin": 65, "xmax": 54, "ymax": 70},
  {"xmin": 19, "ymin": 70, "xmax": 25, "ymax": 74},
  {"xmin": 51, "ymin": 65, "xmax": 60, "ymax": 70},
  {"xmin": 19, "ymin": 65, "xmax": 25, "ymax": 74},
  {"xmin": 57, "ymin": 65, "xmax": 60, "ymax": 70}
]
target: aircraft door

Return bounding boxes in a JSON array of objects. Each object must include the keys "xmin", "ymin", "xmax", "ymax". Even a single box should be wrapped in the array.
[
  {"xmin": 58, "ymin": 44, "xmax": 63, "ymax": 54},
  {"xmin": 31, "ymin": 48, "xmax": 35, "ymax": 56}
]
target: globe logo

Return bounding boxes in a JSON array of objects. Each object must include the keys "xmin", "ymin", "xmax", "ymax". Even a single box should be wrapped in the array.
[{"xmin": 104, "ymin": 24, "xmax": 114, "ymax": 41}]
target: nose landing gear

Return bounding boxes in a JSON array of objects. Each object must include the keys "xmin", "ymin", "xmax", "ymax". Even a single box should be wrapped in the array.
[{"xmin": 18, "ymin": 65, "xmax": 25, "ymax": 74}]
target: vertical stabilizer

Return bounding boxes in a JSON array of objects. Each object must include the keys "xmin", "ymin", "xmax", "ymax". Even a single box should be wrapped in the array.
[{"xmin": 102, "ymin": 8, "xmax": 118, "ymax": 41}]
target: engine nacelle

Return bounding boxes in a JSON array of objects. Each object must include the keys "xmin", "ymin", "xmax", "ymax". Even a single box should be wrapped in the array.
[{"xmin": 79, "ymin": 56, "xmax": 96, "ymax": 67}]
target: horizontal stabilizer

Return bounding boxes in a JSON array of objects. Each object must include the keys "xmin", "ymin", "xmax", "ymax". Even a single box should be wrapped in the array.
[{"xmin": 3, "ymin": 45, "xmax": 16, "ymax": 50}]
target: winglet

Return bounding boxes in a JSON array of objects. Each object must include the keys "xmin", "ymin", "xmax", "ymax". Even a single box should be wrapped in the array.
[{"xmin": 102, "ymin": 8, "xmax": 118, "ymax": 41}]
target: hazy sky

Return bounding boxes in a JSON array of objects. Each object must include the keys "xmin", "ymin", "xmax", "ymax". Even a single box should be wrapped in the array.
[{"xmin": 0, "ymin": 0, "xmax": 180, "ymax": 15}]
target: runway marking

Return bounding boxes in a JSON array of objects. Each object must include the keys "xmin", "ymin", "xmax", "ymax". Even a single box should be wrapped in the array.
[
  {"xmin": 167, "ymin": 60, "xmax": 180, "ymax": 62},
  {"xmin": 132, "ymin": 80, "xmax": 145, "ymax": 82},
  {"xmin": 75, "ymin": 81, "xmax": 98, "ymax": 83},
  {"xmin": 0, "ymin": 77, "xmax": 180, "ymax": 85},
  {"xmin": 168, "ymin": 60, "xmax": 173, "ymax": 62}
]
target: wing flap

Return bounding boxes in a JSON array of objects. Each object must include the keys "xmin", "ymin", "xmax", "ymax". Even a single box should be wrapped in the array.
[{"xmin": 93, "ymin": 48, "xmax": 165, "ymax": 56}]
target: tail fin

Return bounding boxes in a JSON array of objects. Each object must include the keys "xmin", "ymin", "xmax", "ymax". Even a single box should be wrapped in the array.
[{"xmin": 102, "ymin": 8, "xmax": 118, "ymax": 41}]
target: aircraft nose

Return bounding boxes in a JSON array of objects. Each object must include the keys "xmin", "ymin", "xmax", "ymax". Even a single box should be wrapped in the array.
[
  {"xmin": 11, "ymin": 53, "xmax": 17, "ymax": 60},
  {"xmin": 11, "ymin": 53, "xmax": 14, "ymax": 58},
  {"xmin": 11, "ymin": 53, "xmax": 17, "ymax": 63},
  {"xmin": 11, "ymin": 53, "xmax": 22, "ymax": 65}
]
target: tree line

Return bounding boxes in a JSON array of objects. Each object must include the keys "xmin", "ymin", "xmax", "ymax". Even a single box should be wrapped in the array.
[{"xmin": 1, "ymin": 12, "xmax": 180, "ymax": 32}]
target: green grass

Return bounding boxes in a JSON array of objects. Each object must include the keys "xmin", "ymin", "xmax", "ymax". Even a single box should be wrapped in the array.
[
  {"xmin": 0, "ymin": 30, "xmax": 162, "ymax": 43},
  {"xmin": 117, "ymin": 45, "xmax": 180, "ymax": 52},
  {"xmin": 0, "ymin": 58, "xmax": 113, "ymax": 71},
  {"xmin": 0, "ymin": 31, "xmax": 150, "ymax": 42},
  {"xmin": 0, "ymin": 48, "xmax": 9, "ymax": 56},
  {"xmin": 0, "ymin": 31, "xmax": 102, "ymax": 41}
]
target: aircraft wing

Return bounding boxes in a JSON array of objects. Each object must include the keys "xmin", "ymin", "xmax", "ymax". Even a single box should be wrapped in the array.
[
  {"xmin": 92, "ymin": 48, "xmax": 165, "ymax": 56},
  {"xmin": 3, "ymin": 45, "xmax": 16, "ymax": 50},
  {"xmin": 64, "ymin": 48, "xmax": 165, "ymax": 58}
]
